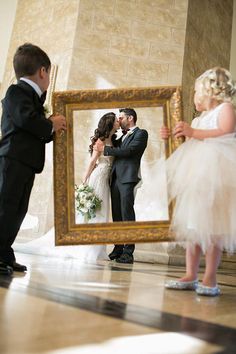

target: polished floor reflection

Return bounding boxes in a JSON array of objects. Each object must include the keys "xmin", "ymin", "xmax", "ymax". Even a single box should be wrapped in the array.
[{"xmin": 0, "ymin": 253, "xmax": 235, "ymax": 353}]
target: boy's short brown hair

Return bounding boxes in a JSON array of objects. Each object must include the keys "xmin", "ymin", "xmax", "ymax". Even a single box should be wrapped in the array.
[{"xmin": 13, "ymin": 43, "xmax": 51, "ymax": 80}]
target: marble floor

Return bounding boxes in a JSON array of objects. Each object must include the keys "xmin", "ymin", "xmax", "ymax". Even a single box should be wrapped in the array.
[{"xmin": 0, "ymin": 253, "xmax": 235, "ymax": 354}]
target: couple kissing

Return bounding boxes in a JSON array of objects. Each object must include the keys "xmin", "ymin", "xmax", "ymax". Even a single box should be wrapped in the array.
[{"xmin": 82, "ymin": 108, "xmax": 148, "ymax": 264}]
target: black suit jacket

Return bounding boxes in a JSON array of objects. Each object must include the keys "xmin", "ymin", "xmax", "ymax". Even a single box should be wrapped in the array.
[
  {"xmin": 104, "ymin": 127, "xmax": 148, "ymax": 183},
  {"xmin": 0, "ymin": 80, "xmax": 53, "ymax": 173}
]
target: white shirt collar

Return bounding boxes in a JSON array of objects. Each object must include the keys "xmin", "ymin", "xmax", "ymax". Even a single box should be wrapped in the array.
[
  {"xmin": 20, "ymin": 78, "xmax": 43, "ymax": 97},
  {"xmin": 121, "ymin": 126, "xmax": 137, "ymax": 141},
  {"xmin": 129, "ymin": 126, "xmax": 137, "ymax": 131}
]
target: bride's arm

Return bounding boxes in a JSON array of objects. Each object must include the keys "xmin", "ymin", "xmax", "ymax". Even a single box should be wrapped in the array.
[{"xmin": 82, "ymin": 148, "xmax": 101, "ymax": 184}]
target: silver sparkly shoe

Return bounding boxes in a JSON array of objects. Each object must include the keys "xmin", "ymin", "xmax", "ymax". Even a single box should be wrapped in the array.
[
  {"xmin": 165, "ymin": 279, "xmax": 198, "ymax": 290},
  {"xmin": 196, "ymin": 284, "xmax": 220, "ymax": 296}
]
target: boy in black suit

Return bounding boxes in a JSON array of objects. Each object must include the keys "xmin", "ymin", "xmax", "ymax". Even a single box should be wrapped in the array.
[{"xmin": 0, "ymin": 43, "xmax": 66, "ymax": 274}]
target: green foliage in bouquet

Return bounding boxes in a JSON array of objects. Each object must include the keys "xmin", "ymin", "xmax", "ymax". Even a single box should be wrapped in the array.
[{"xmin": 75, "ymin": 184, "xmax": 102, "ymax": 220}]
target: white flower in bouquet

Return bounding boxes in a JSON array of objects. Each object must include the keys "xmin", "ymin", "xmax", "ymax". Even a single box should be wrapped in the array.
[
  {"xmin": 75, "ymin": 183, "xmax": 102, "ymax": 221},
  {"xmin": 126, "ymin": 130, "xmax": 134, "ymax": 137},
  {"xmin": 43, "ymin": 104, "xmax": 52, "ymax": 118}
]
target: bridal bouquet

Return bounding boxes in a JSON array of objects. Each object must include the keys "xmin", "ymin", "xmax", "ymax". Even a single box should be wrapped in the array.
[{"xmin": 75, "ymin": 184, "xmax": 102, "ymax": 221}]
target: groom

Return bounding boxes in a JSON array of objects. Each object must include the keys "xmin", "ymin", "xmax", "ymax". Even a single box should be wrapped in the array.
[{"xmin": 95, "ymin": 108, "xmax": 148, "ymax": 263}]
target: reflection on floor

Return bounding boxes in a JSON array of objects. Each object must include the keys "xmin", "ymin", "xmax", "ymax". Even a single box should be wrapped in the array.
[{"xmin": 0, "ymin": 253, "xmax": 235, "ymax": 354}]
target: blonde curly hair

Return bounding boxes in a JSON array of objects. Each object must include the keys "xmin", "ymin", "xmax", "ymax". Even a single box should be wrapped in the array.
[{"xmin": 196, "ymin": 67, "xmax": 236, "ymax": 102}]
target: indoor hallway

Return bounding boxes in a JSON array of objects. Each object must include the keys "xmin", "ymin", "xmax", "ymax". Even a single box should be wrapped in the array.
[{"xmin": 0, "ymin": 252, "xmax": 235, "ymax": 354}]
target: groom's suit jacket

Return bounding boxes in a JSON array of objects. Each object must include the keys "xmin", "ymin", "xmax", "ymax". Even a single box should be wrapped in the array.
[
  {"xmin": 104, "ymin": 127, "xmax": 148, "ymax": 183},
  {"xmin": 0, "ymin": 80, "xmax": 53, "ymax": 173}
]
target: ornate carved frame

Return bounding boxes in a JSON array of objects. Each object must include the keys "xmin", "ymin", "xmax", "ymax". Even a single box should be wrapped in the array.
[{"xmin": 52, "ymin": 86, "xmax": 182, "ymax": 245}]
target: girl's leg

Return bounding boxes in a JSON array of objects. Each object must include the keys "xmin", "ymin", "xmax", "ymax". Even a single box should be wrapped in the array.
[
  {"xmin": 180, "ymin": 244, "xmax": 202, "ymax": 282},
  {"xmin": 202, "ymin": 244, "xmax": 222, "ymax": 287}
]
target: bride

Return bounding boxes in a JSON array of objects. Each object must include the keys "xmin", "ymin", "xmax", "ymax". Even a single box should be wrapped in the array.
[{"xmin": 15, "ymin": 112, "xmax": 120, "ymax": 262}]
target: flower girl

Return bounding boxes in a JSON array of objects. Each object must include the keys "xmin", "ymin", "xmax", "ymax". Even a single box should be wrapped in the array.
[{"xmin": 162, "ymin": 67, "xmax": 236, "ymax": 296}]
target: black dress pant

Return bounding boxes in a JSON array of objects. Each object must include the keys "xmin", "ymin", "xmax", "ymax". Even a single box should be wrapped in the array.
[
  {"xmin": 111, "ymin": 175, "xmax": 136, "ymax": 255},
  {"xmin": 0, "ymin": 157, "xmax": 35, "ymax": 263}
]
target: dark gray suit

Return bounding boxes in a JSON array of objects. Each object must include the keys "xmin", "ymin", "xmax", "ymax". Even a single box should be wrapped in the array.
[{"xmin": 104, "ymin": 127, "xmax": 148, "ymax": 255}]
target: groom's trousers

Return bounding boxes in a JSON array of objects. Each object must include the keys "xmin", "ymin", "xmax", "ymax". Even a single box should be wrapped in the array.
[
  {"xmin": 0, "ymin": 157, "xmax": 35, "ymax": 263},
  {"xmin": 110, "ymin": 175, "xmax": 136, "ymax": 255}
]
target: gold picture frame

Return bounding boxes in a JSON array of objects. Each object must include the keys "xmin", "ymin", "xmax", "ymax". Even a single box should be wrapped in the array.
[{"xmin": 52, "ymin": 86, "xmax": 183, "ymax": 246}]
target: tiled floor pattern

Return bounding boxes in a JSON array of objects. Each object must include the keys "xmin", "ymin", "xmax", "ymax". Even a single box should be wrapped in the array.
[{"xmin": 0, "ymin": 253, "xmax": 235, "ymax": 353}]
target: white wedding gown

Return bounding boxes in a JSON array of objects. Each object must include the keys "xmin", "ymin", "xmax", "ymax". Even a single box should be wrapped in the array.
[
  {"xmin": 167, "ymin": 103, "xmax": 236, "ymax": 254},
  {"xmin": 14, "ymin": 154, "xmax": 113, "ymax": 262}
]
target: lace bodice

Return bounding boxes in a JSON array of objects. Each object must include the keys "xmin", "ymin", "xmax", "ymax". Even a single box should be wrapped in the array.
[{"xmin": 96, "ymin": 154, "xmax": 113, "ymax": 168}]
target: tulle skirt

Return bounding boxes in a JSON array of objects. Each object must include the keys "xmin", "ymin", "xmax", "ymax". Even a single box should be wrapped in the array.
[{"xmin": 167, "ymin": 134, "xmax": 236, "ymax": 253}]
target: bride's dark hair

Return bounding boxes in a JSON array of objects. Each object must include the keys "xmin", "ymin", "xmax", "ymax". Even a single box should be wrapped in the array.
[{"xmin": 89, "ymin": 112, "xmax": 116, "ymax": 154}]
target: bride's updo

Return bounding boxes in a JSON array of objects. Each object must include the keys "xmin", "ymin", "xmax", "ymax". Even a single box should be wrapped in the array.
[
  {"xmin": 89, "ymin": 112, "xmax": 116, "ymax": 154},
  {"xmin": 196, "ymin": 67, "xmax": 236, "ymax": 103}
]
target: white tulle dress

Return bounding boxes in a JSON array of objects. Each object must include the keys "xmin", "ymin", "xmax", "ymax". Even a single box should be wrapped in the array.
[
  {"xmin": 15, "ymin": 154, "xmax": 113, "ymax": 262},
  {"xmin": 167, "ymin": 102, "xmax": 236, "ymax": 254}
]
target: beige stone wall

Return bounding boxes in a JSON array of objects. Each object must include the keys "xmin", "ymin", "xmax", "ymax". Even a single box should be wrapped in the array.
[
  {"xmin": 0, "ymin": 0, "xmax": 80, "ymax": 241},
  {"xmin": 182, "ymin": 0, "xmax": 233, "ymax": 123},
  {"xmin": 0, "ymin": 0, "xmax": 18, "ymax": 83},
  {"xmin": 68, "ymin": 0, "xmax": 188, "ymax": 89},
  {"xmin": 0, "ymin": 0, "xmax": 80, "ymax": 97}
]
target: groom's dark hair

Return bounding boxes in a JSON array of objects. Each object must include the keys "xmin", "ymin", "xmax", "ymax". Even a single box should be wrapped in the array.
[
  {"xmin": 13, "ymin": 43, "xmax": 51, "ymax": 79},
  {"xmin": 119, "ymin": 108, "xmax": 137, "ymax": 123}
]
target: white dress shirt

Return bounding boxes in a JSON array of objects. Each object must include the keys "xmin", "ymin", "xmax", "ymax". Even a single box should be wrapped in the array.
[
  {"xmin": 122, "ymin": 125, "xmax": 137, "ymax": 142},
  {"xmin": 20, "ymin": 77, "xmax": 43, "ymax": 97}
]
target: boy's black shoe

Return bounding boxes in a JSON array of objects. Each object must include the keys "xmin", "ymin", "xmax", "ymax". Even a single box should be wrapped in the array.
[
  {"xmin": 8, "ymin": 261, "xmax": 27, "ymax": 272},
  {"xmin": 0, "ymin": 262, "xmax": 13, "ymax": 275}
]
